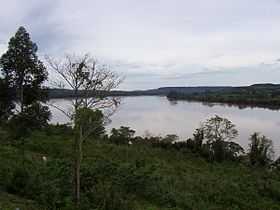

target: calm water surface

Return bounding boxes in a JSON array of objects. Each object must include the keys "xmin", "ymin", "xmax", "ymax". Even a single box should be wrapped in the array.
[{"xmin": 49, "ymin": 96, "xmax": 280, "ymax": 155}]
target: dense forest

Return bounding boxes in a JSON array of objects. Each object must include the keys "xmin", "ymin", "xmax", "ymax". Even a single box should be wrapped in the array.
[
  {"xmin": 167, "ymin": 84, "xmax": 280, "ymax": 109},
  {"xmin": 1, "ymin": 27, "xmax": 280, "ymax": 210}
]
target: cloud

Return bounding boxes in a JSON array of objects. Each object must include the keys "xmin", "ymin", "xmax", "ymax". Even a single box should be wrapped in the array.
[
  {"xmin": 1, "ymin": 0, "xmax": 280, "ymax": 89},
  {"xmin": 117, "ymin": 62, "xmax": 280, "ymax": 90}
]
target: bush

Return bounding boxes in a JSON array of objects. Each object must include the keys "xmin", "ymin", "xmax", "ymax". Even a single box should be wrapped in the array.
[
  {"xmin": 109, "ymin": 126, "xmax": 135, "ymax": 145},
  {"xmin": 248, "ymin": 133, "xmax": 274, "ymax": 166},
  {"xmin": 8, "ymin": 103, "xmax": 51, "ymax": 139},
  {"xmin": 5, "ymin": 159, "xmax": 72, "ymax": 210},
  {"xmin": 7, "ymin": 167, "xmax": 30, "ymax": 196},
  {"xmin": 202, "ymin": 115, "xmax": 239, "ymax": 162},
  {"xmin": 80, "ymin": 158, "xmax": 156, "ymax": 210}
]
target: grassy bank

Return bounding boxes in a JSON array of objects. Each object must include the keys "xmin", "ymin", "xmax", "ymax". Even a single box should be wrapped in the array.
[{"xmin": 0, "ymin": 128, "xmax": 280, "ymax": 210}]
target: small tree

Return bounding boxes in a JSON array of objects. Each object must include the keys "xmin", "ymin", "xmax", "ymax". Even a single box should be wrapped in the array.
[
  {"xmin": 248, "ymin": 132, "xmax": 274, "ymax": 166},
  {"xmin": 223, "ymin": 141, "xmax": 244, "ymax": 161},
  {"xmin": 75, "ymin": 108, "xmax": 106, "ymax": 141},
  {"xmin": 8, "ymin": 103, "xmax": 51, "ymax": 139},
  {"xmin": 190, "ymin": 128, "xmax": 204, "ymax": 152},
  {"xmin": 46, "ymin": 54, "xmax": 122, "ymax": 207},
  {"xmin": 203, "ymin": 115, "xmax": 239, "ymax": 161},
  {"xmin": 110, "ymin": 126, "xmax": 136, "ymax": 145}
]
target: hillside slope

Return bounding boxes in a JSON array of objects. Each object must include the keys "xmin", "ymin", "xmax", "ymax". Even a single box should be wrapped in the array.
[{"xmin": 0, "ymin": 129, "xmax": 279, "ymax": 210}]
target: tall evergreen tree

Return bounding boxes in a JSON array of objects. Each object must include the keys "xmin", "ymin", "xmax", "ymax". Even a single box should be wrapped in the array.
[
  {"xmin": 0, "ymin": 26, "xmax": 48, "ymax": 110},
  {"xmin": 0, "ymin": 26, "xmax": 50, "ymax": 133}
]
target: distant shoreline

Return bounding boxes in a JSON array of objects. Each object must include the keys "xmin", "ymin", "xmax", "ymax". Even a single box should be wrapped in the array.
[
  {"xmin": 48, "ymin": 84, "xmax": 246, "ymax": 98},
  {"xmin": 48, "ymin": 84, "xmax": 280, "ymax": 110},
  {"xmin": 166, "ymin": 83, "xmax": 280, "ymax": 110}
]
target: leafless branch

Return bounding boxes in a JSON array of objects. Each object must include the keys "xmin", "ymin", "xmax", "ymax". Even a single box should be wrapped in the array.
[{"xmin": 45, "ymin": 53, "xmax": 123, "ymax": 124}]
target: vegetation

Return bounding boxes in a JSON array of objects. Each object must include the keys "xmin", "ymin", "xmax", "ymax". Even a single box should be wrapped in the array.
[
  {"xmin": 0, "ymin": 78, "xmax": 14, "ymax": 123},
  {"xmin": 167, "ymin": 84, "xmax": 280, "ymax": 109},
  {"xmin": 46, "ymin": 53, "xmax": 122, "ymax": 207},
  {"xmin": 0, "ymin": 26, "xmax": 49, "ymax": 116},
  {"xmin": 248, "ymin": 133, "xmax": 274, "ymax": 166},
  {"xmin": 0, "ymin": 26, "xmax": 50, "ymax": 149},
  {"xmin": 0, "ymin": 124, "xmax": 280, "ymax": 210},
  {"xmin": 1, "ymin": 27, "xmax": 280, "ymax": 210}
]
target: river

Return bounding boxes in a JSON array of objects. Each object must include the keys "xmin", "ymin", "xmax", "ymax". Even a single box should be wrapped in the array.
[{"xmin": 49, "ymin": 96, "xmax": 280, "ymax": 156}]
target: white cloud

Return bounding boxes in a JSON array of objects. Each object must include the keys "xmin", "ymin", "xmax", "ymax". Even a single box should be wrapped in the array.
[{"xmin": 1, "ymin": 0, "xmax": 280, "ymax": 89}]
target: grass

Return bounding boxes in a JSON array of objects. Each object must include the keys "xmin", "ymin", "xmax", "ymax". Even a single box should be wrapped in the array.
[
  {"xmin": 0, "ymin": 191, "xmax": 40, "ymax": 210},
  {"xmin": 0, "ymin": 130, "xmax": 279, "ymax": 209}
]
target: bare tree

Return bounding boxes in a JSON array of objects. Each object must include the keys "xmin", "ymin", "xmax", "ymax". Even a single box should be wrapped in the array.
[{"xmin": 46, "ymin": 54, "xmax": 123, "ymax": 207}]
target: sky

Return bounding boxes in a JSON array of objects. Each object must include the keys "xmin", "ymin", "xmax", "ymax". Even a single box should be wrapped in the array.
[{"xmin": 1, "ymin": 0, "xmax": 280, "ymax": 90}]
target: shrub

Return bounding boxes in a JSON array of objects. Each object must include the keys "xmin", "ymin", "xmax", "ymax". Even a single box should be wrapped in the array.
[
  {"xmin": 248, "ymin": 133, "xmax": 274, "ymax": 166},
  {"xmin": 109, "ymin": 126, "xmax": 135, "ymax": 145},
  {"xmin": 202, "ymin": 115, "xmax": 240, "ymax": 162}
]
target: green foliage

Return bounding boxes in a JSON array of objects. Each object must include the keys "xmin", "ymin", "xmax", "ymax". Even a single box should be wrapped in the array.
[
  {"xmin": 203, "ymin": 115, "xmax": 238, "ymax": 143},
  {"xmin": 0, "ymin": 128, "xmax": 280, "ymax": 210},
  {"xmin": 0, "ymin": 27, "xmax": 48, "ymax": 104},
  {"xmin": 0, "ymin": 26, "xmax": 50, "ymax": 135},
  {"xmin": 185, "ymin": 128, "xmax": 204, "ymax": 152},
  {"xmin": 223, "ymin": 141, "xmax": 245, "ymax": 160},
  {"xmin": 167, "ymin": 84, "xmax": 280, "ymax": 110},
  {"xmin": 0, "ymin": 78, "xmax": 14, "ymax": 123},
  {"xmin": 75, "ymin": 108, "xmax": 105, "ymax": 139},
  {"xmin": 110, "ymin": 126, "xmax": 136, "ymax": 145},
  {"xmin": 111, "ymin": 122, "xmax": 243, "ymax": 163},
  {"xmin": 3, "ymin": 157, "xmax": 72, "ymax": 210},
  {"xmin": 0, "ymin": 192, "xmax": 41, "ymax": 210},
  {"xmin": 202, "ymin": 115, "xmax": 239, "ymax": 162},
  {"xmin": 44, "ymin": 124, "xmax": 73, "ymax": 136},
  {"xmin": 248, "ymin": 132, "xmax": 274, "ymax": 166},
  {"xmin": 272, "ymin": 157, "xmax": 280, "ymax": 171},
  {"xmin": 8, "ymin": 103, "xmax": 51, "ymax": 139}
]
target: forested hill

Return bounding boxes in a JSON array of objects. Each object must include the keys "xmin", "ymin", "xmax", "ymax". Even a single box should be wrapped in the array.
[
  {"xmin": 48, "ymin": 83, "xmax": 280, "ymax": 99},
  {"xmin": 166, "ymin": 83, "xmax": 280, "ymax": 109},
  {"xmin": 48, "ymin": 86, "xmax": 234, "ymax": 98}
]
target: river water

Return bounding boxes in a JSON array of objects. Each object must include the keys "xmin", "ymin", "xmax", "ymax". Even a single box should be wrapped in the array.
[{"xmin": 49, "ymin": 96, "xmax": 280, "ymax": 156}]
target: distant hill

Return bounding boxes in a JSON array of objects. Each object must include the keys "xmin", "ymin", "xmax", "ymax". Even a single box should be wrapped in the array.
[
  {"xmin": 166, "ymin": 83, "xmax": 280, "ymax": 109},
  {"xmin": 48, "ymin": 83, "xmax": 280, "ymax": 99},
  {"xmin": 48, "ymin": 86, "xmax": 235, "ymax": 98}
]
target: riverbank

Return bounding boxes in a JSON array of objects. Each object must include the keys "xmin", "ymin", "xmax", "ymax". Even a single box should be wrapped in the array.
[{"xmin": 167, "ymin": 83, "xmax": 280, "ymax": 110}]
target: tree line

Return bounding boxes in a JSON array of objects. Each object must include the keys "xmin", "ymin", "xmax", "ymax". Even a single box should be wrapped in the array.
[
  {"xmin": 167, "ymin": 84, "xmax": 280, "ymax": 110},
  {"xmin": 105, "ymin": 115, "xmax": 279, "ymax": 168}
]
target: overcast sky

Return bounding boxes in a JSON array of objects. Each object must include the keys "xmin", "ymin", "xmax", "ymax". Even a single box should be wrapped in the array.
[{"xmin": 1, "ymin": 0, "xmax": 280, "ymax": 90}]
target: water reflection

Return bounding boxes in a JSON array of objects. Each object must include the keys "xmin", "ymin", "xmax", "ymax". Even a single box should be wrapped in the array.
[
  {"xmin": 168, "ymin": 98, "xmax": 280, "ymax": 111},
  {"xmin": 49, "ymin": 96, "xmax": 280, "ymax": 155}
]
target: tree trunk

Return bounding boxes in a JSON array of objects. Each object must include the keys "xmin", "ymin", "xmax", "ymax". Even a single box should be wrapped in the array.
[{"xmin": 74, "ymin": 125, "xmax": 83, "ymax": 208}]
